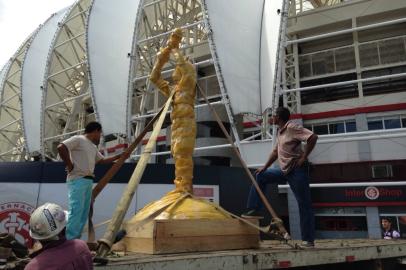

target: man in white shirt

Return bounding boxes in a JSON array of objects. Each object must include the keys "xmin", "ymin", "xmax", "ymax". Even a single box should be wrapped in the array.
[{"xmin": 57, "ymin": 122, "xmax": 125, "ymax": 240}]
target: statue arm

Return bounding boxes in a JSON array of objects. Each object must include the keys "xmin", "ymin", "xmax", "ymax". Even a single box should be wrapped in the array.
[
  {"xmin": 150, "ymin": 48, "xmax": 171, "ymax": 97},
  {"xmin": 150, "ymin": 28, "xmax": 183, "ymax": 97}
]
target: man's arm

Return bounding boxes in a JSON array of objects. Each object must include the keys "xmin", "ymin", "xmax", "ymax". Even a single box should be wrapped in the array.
[
  {"xmin": 97, "ymin": 152, "xmax": 129, "ymax": 164},
  {"xmin": 255, "ymin": 146, "xmax": 278, "ymax": 174},
  {"xmin": 57, "ymin": 143, "xmax": 74, "ymax": 172},
  {"xmin": 297, "ymin": 134, "xmax": 318, "ymax": 167}
]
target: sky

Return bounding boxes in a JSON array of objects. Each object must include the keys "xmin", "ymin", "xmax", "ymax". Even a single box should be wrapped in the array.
[{"xmin": 0, "ymin": 0, "xmax": 75, "ymax": 67}]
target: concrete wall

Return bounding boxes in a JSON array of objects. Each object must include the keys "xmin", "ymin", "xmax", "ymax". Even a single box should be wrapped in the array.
[{"xmin": 288, "ymin": 0, "xmax": 406, "ymax": 36}]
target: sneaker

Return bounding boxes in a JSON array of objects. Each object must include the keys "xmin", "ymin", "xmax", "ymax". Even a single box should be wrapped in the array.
[
  {"xmin": 241, "ymin": 209, "xmax": 264, "ymax": 219},
  {"xmin": 299, "ymin": 241, "xmax": 315, "ymax": 248}
]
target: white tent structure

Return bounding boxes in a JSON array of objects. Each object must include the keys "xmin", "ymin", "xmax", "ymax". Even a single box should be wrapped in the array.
[
  {"xmin": 0, "ymin": 0, "xmax": 284, "ymax": 162},
  {"xmin": 22, "ymin": 8, "xmax": 70, "ymax": 155},
  {"xmin": 0, "ymin": 29, "xmax": 40, "ymax": 161}
]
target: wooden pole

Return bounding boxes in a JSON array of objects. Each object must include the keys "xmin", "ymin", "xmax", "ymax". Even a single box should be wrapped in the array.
[{"xmin": 96, "ymin": 91, "xmax": 174, "ymax": 257}]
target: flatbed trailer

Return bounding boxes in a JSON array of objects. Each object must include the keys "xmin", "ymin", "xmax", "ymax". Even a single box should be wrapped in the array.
[{"xmin": 95, "ymin": 239, "xmax": 406, "ymax": 269}]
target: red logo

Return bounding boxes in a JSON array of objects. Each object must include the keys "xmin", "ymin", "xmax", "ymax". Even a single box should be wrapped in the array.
[
  {"xmin": 0, "ymin": 202, "xmax": 35, "ymax": 248},
  {"xmin": 365, "ymin": 186, "xmax": 380, "ymax": 200}
]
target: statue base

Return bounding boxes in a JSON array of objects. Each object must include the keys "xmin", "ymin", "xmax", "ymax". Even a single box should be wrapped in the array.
[{"xmin": 122, "ymin": 191, "xmax": 259, "ymax": 254}]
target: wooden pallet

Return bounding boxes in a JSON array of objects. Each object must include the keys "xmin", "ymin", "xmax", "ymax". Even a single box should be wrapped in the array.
[{"xmin": 123, "ymin": 218, "xmax": 260, "ymax": 254}]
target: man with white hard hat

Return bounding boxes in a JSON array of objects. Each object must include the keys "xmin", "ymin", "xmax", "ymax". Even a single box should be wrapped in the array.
[{"xmin": 24, "ymin": 203, "xmax": 93, "ymax": 270}]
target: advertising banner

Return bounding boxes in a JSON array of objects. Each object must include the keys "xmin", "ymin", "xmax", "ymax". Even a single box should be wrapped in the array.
[{"xmin": 312, "ymin": 185, "xmax": 406, "ymax": 207}]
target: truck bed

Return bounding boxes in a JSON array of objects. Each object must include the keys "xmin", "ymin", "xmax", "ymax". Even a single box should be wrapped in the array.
[{"xmin": 95, "ymin": 239, "xmax": 406, "ymax": 269}]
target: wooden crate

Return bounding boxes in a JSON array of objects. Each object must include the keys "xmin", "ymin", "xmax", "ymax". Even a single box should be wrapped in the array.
[{"xmin": 124, "ymin": 218, "xmax": 259, "ymax": 254}]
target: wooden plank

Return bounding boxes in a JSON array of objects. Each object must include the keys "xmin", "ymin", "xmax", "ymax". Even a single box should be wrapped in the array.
[
  {"xmin": 124, "ymin": 221, "xmax": 155, "ymax": 238},
  {"xmin": 123, "ymin": 218, "xmax": 260, "ymax": 254},
  {"xmin": 155, "ymin": 219, "xmax": 259, "ymax": 238},
  {"xmin": 124, "ymin": 237, "xmax": 154, "ymax": 254},
  {"xmin": 154, "ymin": 235, "xmax": 259, "ymax": 254}
]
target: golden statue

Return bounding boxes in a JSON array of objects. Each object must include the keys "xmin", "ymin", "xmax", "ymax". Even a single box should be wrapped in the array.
[
  {"xmin": 129, "ymin": 29, "xmax": 229, "ymax": 221},
  {"xmin": 150, "ymin": 28, "xmax": 196, "ymax": 193}
]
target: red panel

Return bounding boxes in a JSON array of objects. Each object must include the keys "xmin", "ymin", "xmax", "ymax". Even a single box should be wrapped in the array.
[
  {"xmin": 290, "ymin": 102, "xmax": 406, "ymax": 120},
  {"xmin": 142, "ymin": 135, "xmax": 166, "ymax": 145},
  {"xmin": 345, "ymin": 256, "xmax": 355, "ymax": 262},
  {"xmin": 243, "ymin": 120, "xmax": 262, "ymax": 128},
  {"xmin": 106, "ymin": 143, "xmax": 128, "ymax": 153},
  {"xmin": 278, "ymin": 261, "xmax": 292, "ymax": 268}
]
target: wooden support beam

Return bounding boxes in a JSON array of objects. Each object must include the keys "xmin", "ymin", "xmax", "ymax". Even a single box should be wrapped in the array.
[{"xmin": 124, "ymin": 218, "xmax": 259, "ymax": 254}]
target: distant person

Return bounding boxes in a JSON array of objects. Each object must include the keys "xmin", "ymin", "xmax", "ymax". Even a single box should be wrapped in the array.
[
  {"xmin": 242, "ymin": 107, "xmax": 318, "ymax": 248},
  {"xmin": 57, "ymin": 122, "xmax": 127, "ymax": 239},
  {"xmin": 381, "ymin": 217, "xmax": 400, "ymax": 239},
  {"xmin": 25, "ymin": 203, "xmax": 93, "ymax": 270}
]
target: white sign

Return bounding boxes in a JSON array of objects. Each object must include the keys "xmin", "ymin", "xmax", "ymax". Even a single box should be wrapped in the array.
[{"xmin": 365, "ymin": 186, "xmax": 380, "ymax": 200}]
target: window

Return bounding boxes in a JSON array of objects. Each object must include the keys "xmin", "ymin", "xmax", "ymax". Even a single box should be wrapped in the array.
[
  {"xmin": 384, "ymin": 118, "xmax": 401, "ymax": 129},
  {"xmin": 329, "ymin": 122, "xmax": 345, "ymax": 134},
  {"xmin": 313, "ymin": 124, "xmax": 329, "ymax": 135},
  {"xmin": 305, "ymin": 120, "xmax": 356, "ymax": 135},
  {"xmin": 210, "ymin": 123, "xmax": 230, "ymax": 138},
  {"xmin": 372, "ymin": 164, "xmax": 393, "ymax": 178},
  {"xmin": 345, "ymin": 121, "xmax": 356, "ymax": 132},
  {"xmin": 197, "ymin": 121, "xmax": 230, "ymax": 139},
  {"xmin": 300, "ymin": 73, "xmax": 358, "ymax": 105},
  {"xmin": 367, "ymin": 115, "xmax": 406, "ymax": 131},
  {"xmin": 368, "ymin": 118, "xmax": 383, "ymax": 130},
  {"xmin": 362, "ymin": 66, "xmax": 406, "ymax": 96}
]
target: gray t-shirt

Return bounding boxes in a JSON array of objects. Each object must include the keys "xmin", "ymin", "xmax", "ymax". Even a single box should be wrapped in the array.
[{"xmin": 62, "ymin": 135, "xmax": 104, "ymax": 181}]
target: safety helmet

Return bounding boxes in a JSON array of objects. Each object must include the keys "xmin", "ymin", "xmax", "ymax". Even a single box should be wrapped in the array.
[{"xmin": 29, "ymin": 203, "xmax": 67, "ymax": 240}]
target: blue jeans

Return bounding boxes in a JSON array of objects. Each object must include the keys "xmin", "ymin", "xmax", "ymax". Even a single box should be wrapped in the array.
[
  {"xmin": 247, "ymin": 167, "xmax": 315, "ymax": 242},
  {"xmin": 66, "ymin": 178, "xmax": 93, "ymax": 240}
]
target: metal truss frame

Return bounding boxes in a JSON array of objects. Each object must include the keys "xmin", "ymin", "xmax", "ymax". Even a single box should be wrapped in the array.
[
  {"xmin": 129, "ymin": 0, "xmax": 240, "ymax": 159},
  {"xmin": 0, "ymin": 30, "xmax": 40, "ymax": 161},
  {"xmin": 41, "ymin": 0, "xmax": 93, "ymax": 159}
]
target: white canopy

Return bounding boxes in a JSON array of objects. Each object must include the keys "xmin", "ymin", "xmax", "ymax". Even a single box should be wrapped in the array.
[
  {"xmin": 21, "ymin": 8, "xmax": 69, "ymax": 154},
  {"xmin": 204, "ymin": 0, "xmax": 282, "ymax": 115},
  {"xmin": 87, "ymin": 0, "xmax": 141, "ymax": 136},
  {"xmin": 261, "ymin": 0, "xmax": 283, "ymax": 112}
]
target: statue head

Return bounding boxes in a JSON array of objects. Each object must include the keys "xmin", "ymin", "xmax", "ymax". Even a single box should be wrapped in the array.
[{"xmin": 172, "ymin": 49, "xmax": 194, "ymax": 82}]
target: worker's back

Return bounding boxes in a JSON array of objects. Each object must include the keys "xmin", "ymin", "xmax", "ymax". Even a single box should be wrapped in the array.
[{"xmin": 25, "ymin": 239, "xmax": 92, "ymax": 270}]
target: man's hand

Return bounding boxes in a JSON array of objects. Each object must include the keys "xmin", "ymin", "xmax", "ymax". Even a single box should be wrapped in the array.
[{"xmin": 255, "ymin": 167, "xmax": 267, "ymax": 175}]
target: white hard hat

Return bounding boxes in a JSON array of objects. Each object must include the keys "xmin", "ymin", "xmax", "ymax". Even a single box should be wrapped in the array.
[{"xmin": 29, "ymin": 203, "xmax": 67, "ymax": 240}]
